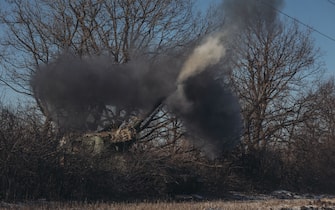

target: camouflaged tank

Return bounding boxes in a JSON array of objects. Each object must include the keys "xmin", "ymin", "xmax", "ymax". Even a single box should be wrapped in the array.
[{"xmin": 59, "ymin": 126, "xmax": 137, "ymax": 156}]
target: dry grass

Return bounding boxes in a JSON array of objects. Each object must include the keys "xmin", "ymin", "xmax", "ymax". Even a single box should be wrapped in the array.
[{"xmin": 2, "ymin": 198, "xmax": 335, "ymax": 210}]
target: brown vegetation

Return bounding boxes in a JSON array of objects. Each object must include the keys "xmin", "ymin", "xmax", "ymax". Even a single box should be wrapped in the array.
[
  {"xmin": 0, "ymin": 0, "xmax": 335, "ymax": 203},
  {"xmin": 1, "ymin": 96, "xmax": 335, "ymax": 201},
  {"xmin": 2, "ymin": 198, "xmax": 335, "ymax": 210}
]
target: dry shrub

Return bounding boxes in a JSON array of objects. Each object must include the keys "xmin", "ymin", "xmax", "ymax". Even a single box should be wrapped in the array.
[
  {"xmin": 2, "ymin": 103, "xmax": 335, "ymax": 202},
  {"xmin": 282, "ymin": 137, "xmax": 335, "ymax": 193},
  {"xmin": 0, "ymin": 105, "xmax": 60, "ymax": 200},
  {"xmin": 222, "ymin": 147, "xmax": 285, "ymax": 192},
  {"xmin": 0, "ymin": 103, "xmax": 225, "ymax": 202}
]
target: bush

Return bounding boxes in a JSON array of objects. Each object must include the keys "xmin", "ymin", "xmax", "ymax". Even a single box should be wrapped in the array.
[
  {"xmin": 0, "ymin": 105, "xmax": 61, "ymax": 200},
  {"xmin": 1, "ymin": 103, "xmax": 335, "ymax": 201}
]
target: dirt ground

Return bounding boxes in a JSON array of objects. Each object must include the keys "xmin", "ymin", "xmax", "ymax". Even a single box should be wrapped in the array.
[
  {"xmin": 1, "ymin": 191, "xmax": 335, "ymax": 210},
  {"xmin": 1, "ymin": 197, "xmax": 335, "ymax": 210}
]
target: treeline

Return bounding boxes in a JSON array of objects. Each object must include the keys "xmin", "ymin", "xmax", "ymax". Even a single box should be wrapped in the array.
[
  {"xmin": 1, "ymin": 0, "xmax": 335, "ymax": 202},
  {"xmin": 0, "ymin": 80, "xmax": 335, "ymax": 201}
]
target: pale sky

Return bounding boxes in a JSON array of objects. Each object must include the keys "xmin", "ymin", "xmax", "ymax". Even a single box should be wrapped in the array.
[
  {"xmin": 197, "ymin": 0, "xmax": 335, "ymax": 76},
  {"xmin": 284, "ymin": 0, "xmax": 335, "ymax": 76}
]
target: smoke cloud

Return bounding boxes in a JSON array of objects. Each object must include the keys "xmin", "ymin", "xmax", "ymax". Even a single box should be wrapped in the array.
[
  {"xmin": 32, "ymin": 54, "xmax": 181, "ymax": 131},
  {"xmin": 167, "ymin": 32, "xmax": 239, "ymax": 156},
  {"xmin": 169, "ymin": 69, "xmax": 242, "ymax": 156},
  {"xmin": 177, "ymin": 33, "xmax": 226, "ymax": 83},
  {"xmin": 33, "ymin": 50, "xmax": 241, "ymax": 156},
  {"xmin": 222, "ymin": 0, "xmax": 283, "ymax": 32},
  {"xmin": 31, "ymin": 0, "xmax": 283, "ymax": 157}
]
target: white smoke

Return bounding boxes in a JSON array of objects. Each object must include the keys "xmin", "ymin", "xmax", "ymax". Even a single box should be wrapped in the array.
[
  {"xmin": 177, "ymin": 33, "xmax": 226, "ymax": 83},
  {"xmin": 166, "ymin": 31, "xmax": 242, "ymax": 158}
]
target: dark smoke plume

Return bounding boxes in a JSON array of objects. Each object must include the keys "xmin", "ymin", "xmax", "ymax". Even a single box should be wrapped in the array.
[
  {"xmin": 168, "ymin": 69, "xmax": 242, "ymax": 156},
  {"xmin": 31, "ymin": 0, "xmax": 283, "ymax": 156},
  {"xmin": 222, "ymin": 0, "xmax": 284, "ymax": 33},
  {"xmin": 32, "ymin": 54, "xmax": 181, "ymax": 131},
  {"xmin": 32, "ymin": 52, "xmax": 241, "ymax": 157},
  {"xmin": 33, "ymin": 53, "xmax": 241, "ymax": 157}
]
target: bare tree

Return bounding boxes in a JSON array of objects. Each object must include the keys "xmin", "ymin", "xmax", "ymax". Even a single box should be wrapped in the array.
[
  {"xmin": 282, "ymin": 78, "xmax": 335, "ymax": 191},
  {"xmin": 292, "ymin": 78, "xmax": 335, "ymax": 148},
  {"xmin": 228, "ymin": 19, "xmax": 323, "ymax": 153},
  {"xmin": 0, "ymin": 0, "xmax": 209, "ymax": 139},
  {"xmin": 0, "ymin": 0, "xmax": 206, "ymax": 103}
]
